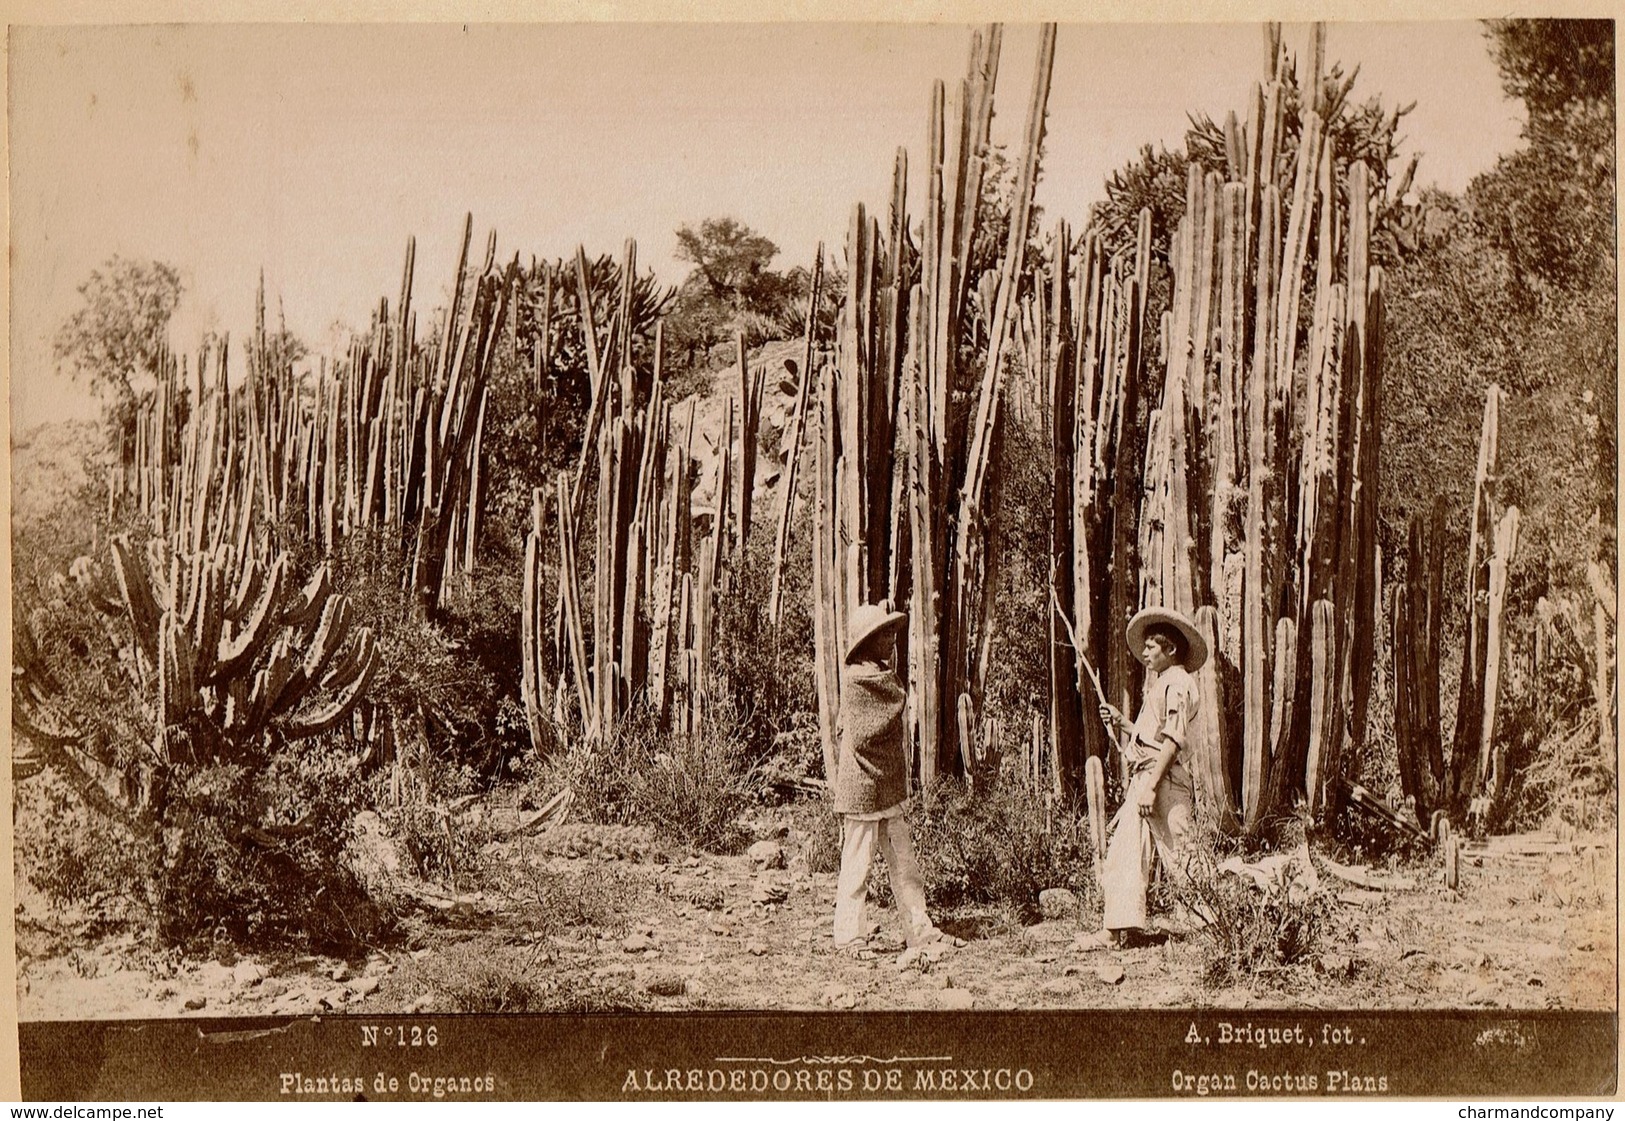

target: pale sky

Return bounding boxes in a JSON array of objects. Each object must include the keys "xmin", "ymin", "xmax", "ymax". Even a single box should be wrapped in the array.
[{"xmin": 9, "ymin": 21, "xmax": 1526, "ymax": 429}]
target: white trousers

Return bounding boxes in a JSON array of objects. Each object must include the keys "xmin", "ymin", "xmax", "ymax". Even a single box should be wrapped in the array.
[
  {"xmin": 833, "ymin": 815, "xmax": 933, "ymax": 946},
  {"xmin": 1101, "ymin": 769, "xmax": 1195, "ymax": 931}
]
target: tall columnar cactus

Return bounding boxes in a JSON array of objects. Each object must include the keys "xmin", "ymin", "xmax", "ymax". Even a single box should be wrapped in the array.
[
  {"xmin": 807, "ymin": 23, "xmax": 1057, "ymax": 797},
  {"xmin": 1016, "ymin": 26, "xmax": 1396, "ymax": 833},
  {"xmin": 118, "ymin": 215, "xmax": 514, "ymax": 620},
  {"xmin": 1391, "ymin": 386, "xmax": 1523, "ymax": 824},
  {"xmin": 767, "ymin": 245, "xmax": 825, "ymax": 626},
  {"xmin": 519, "ymin": 242, "xmax": 764, "ymax": 750}
]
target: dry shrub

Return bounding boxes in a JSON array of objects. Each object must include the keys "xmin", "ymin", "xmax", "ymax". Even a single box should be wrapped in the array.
[
  {"xmin": 14, "ymin": 769, "xmax": 149, "ymax": 913},
  {"xmin": 1172, "ymin": 843, "xmax": 1348, "ymax": 989},
  {"xmin": 428, "ymin": 944, "xmax": 651, "ymax": 1013},
  {"xmin": 155, "ymin": 740, "xmax": 388, "ymax": 954},
  {"xmin": 1499, "ymin": 677, "xmax": 1615, "ymax": 834},
  {"xmin": 533, "ymin": 706, "xmax": 754, "ymax": 854},
  {"xmin": 629, "ymin": 726, "xmax": 755, "ymax": 855},
  {"xmin": 439, "ymin": 960, "xmax": 548, "ymax": 1013},
  {"xmin": 908, "ymin": 776, "xmax": 1098, "ymax": 924},
  {"xmin": 373, "ymin": 765, "xmax": 493, "ymax": 889},
  {"xmin": 480, "ymin": 853, "xmax": 634, "ymax": 939}
]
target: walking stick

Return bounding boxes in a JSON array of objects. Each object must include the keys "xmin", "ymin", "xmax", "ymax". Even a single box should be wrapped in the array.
[
  {"xmin": 1050, "ymin": 587, "xmax": 1114, "ymax": 882},
  {"xmin": 1049, "ymin": 586, "xmax": 1111, "ymax": 714}
]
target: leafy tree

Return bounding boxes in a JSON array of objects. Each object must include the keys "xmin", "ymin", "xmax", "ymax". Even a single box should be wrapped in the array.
[
  {"xmin": 1475, "ymin": 20, "xmax": 1615, "ymax": 306},
  {"xmin": 667, "ymin": 217, "xmax": 806, "ymax": 364},
  {"xmin": 675, "ymin": 217, "xmax": 780, "ymax": 302},
  {"xmin": 54, "ymin": 257, "xmax": 183, "ymax": 411},
  {"xmin": 1486, "ymin": 18, "xmax": 1613, "ymax": 122},
  {"xmin": 1384, "ymin": 18, "xmax": 1615, "ymax": 584}
]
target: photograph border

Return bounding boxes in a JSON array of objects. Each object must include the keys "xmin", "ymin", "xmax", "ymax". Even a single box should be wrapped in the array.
[{"xmin": 4, "ymin": 0, "xmax": 1620, "ymax": 1102}]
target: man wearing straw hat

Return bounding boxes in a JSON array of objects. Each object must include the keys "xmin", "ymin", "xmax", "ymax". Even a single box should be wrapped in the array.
[
  {"xmin": 831, "ymin": 600, "xmax": 950, "ymax": 951},
  {"xmin": 1087, "ymin": 605, "xmax": 1207, "ymax": 950}
]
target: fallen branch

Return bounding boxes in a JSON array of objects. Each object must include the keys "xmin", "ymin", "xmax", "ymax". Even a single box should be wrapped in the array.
[
  {"xmin": 1344, "ymin": 781, "xmax": 1428, "ymax": 841},
  {"xmin": 502, "ymin": 787, "xmax": 575, "ymax": 838}
]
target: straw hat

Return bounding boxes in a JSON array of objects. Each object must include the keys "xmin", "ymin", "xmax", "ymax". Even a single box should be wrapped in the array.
[
  {"xmin": 845, "ymin": 601, "xmax": 907, "ymax": 664},
  {"xmin": 1125, "ymin": 606, "xmax": 1208, "ymax": 672}
]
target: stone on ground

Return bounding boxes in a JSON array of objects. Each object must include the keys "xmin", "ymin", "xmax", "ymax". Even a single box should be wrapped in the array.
[
  {"xmin": 1041, "ymin": 977, "xmax": 1078, "ymax": 999},
  {"xmin": 748, "ymin": 840, "xmax": 788, "ymax": 869},
  {"xmin": 750, "ymin": 878, "xmax": 789, "ymax": 905},
  {"xmin": 642, "ymin": 972, "xmax": 687, "ymax": 997}
]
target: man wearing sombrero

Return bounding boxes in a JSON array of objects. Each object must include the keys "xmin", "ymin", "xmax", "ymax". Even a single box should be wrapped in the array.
[
  {"xmin": 1089, "ymin": 605, "xmax": 1207, "ymax": 949},
  {"xmin": 831, "ymin": 600, "xmax": 949, "ymax": 950}
]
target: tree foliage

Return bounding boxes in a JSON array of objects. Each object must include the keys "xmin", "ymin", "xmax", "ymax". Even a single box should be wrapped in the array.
[
  {"xmin": 1486, "ymin": 18, "xmax": 1614, "ymax": 123},
  {"xmin": 1383, "ymin": 18, "xmax": 1616, "ymax": 606},
  {"xmin": 54, "ymin": 257, "xmax": 184, "ymax": 405},
  {"xmin": 667, "ymin": 217, "xmax": 807, "ymax": 362},
  {"xmin": 1474, "ymin": 20, "xmax": 1615, "ymax": 305},
  {"xmin": 675, "ymin": 217, "xmax": 780, "ymax": 301}
]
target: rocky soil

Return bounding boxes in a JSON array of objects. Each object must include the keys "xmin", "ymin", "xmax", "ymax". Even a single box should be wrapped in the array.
[{"xmin": 15, "ymin": 816, "xmax": 1617, "ymax": 1019}]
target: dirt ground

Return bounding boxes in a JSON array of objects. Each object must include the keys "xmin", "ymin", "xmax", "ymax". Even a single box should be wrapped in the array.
[{"xmin": 15, "ymin": 814, "xmax": 1617, "ymax": 1020}]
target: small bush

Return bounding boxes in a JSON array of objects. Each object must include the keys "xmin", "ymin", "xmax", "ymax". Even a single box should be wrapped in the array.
[
  {"xmin": 1172, "ymin": 845, "xmax": 1347, "ymax": 988},
  {"xmin": 804, "ymin": 811, "xmax": 842, "ymax": 874},
  {"xmin": 154, "ymin": 739, "xmax": 388, "ymax": 955},
  {"xmin": 908, "ymin": 776, "xmax": 1098, "ymax": 923},
  {"xmin": 708, "ymin": 534, "xmax": 819, "ymax": 766},
  {"xmin": 427, "ymin": 942, "xmax": 652, "ymax": 1013},
  {"xmin": 534, "ymin": 707, "xmax": 754, "ymax": 854},
  {"xmin": 373, "ymin": 764, "xmax": 493, "ymax": 889},
  {"xmin": 755, "ymin": 711, "xmax": 824, "ymax": 803},
  {"xmin": 442, "ymin": 961, "xmax": 547, "ymax": 1012},
  {"xmin": 479, "ymin": 852, "xmax": 633, "ymax": 939},
  {"xmin": 14, "ymin": 769, "xmax": 151, "ymax": 914},
  {"xmin": 628, "ymin": 725, "xmax": 754, "ymax": 854},
  {"xmin": 535, "ymin": 974, "xmax": 653, "ymax": 1013}
]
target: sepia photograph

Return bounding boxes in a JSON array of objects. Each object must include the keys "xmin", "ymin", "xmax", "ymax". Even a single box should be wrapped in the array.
[{"xmin": 6, "ymin": 12, "xmax": 1618, "ymax": 1101}]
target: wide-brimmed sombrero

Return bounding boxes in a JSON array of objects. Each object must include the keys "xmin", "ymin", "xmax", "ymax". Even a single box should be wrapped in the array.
[
  {"xmin": 845, "ymin": 601, "xmax": 907, "ymax": 664},
  {"xmin": 1125, "ymin": 606, "xmax": 1208, "ymax": 672}
]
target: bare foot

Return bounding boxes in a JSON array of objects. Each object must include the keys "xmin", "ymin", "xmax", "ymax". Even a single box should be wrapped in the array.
[{"xmin": 1077, "ymin": 930, "xmax": 1119, "ymax": 952}]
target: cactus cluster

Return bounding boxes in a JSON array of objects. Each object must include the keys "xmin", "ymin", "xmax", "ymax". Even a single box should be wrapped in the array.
[
  {"xmin": 790, "ymin": 21, "xmax": 1475, "ymax": 834},
  {"xmin": 803, "ymin": 25, "xmax": 1057, "ymax": 795},
  {"xmin": 109, "ymin": 535, "xmax": 376, "ymax": 762},
  {"xmin": 30, "ymin": 216, "xmax": 515, "ymax": 793},
  {"xmin": 520, "ymin": 241, "xmax": 769, "ymax": 748},
  {"xmin": 119, "ymin": 214, "xmax": 512, "ymax": 618},
  {"xmin": 13, "ymin": 527, "xmax": 378, "ymax": 830},
  {"xmin": 1394, "ymin": 386, "xmax": 1523, "ymax": 824},
  {"xmin": 1034, "ymin": 32, "xmax": 1394, "ymax": 831}
]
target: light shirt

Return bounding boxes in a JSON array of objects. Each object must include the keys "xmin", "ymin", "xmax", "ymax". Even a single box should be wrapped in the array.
[{"xmin": 1125, "ymin": 664, "xmax": 1198, "ymax": 778}]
